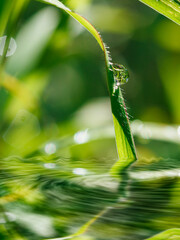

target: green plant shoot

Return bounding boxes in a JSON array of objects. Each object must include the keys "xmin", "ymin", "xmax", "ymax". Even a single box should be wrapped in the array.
[{"xmin": 36, "ymin": 0, "xmax": 137, "ymax": 180}]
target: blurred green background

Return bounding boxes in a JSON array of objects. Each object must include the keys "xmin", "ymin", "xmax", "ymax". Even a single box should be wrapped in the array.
[
  {"xmin": 0, "ymin": 0, "xmax": 180, "ymax": 239},
  {"xmin": 0, "ymin": 0, "xmax": 180, "ymax": 158}
]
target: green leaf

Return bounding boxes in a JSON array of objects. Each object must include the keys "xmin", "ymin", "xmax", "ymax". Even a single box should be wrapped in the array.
[
  {"xmin": 146, "ymin": 228, "xmax": 180, "ymax": 240},
  {"xmin": 138, "ymin": 0, "xmax": 180, "ymax": 25},
  {"xmin": 36, "ymin": 0, "xmax": 137, "ymax": 179},
  {"xmin": 37, "ymin": 0, "xmax": 104, "ymax": 50}
]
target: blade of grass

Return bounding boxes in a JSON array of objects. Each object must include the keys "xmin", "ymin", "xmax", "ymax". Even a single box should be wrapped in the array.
[
  {"xmin": 37, "ymin": 0, "xmax": 104, "ymax": 50},
  {"xmin": 36, "ymin": 0, "xmax": 137, "ymax": 179},
  {"xmin": 0, "ymin": 0, "xmax": 30, "ymax": 74},
  {"xmin": 146, "ymin": 228, "xmax": 180, "ymax": 239},
  {"xmin": 6, "ymin": 6, "xmax": 59, "ymax": 77},
  {"xmin": 45, "ymin": 208, "xmax": 108, "ymax": 240},
  {"xmin": 35, "ymin": 1, "xmax": 137, "ymax": 239},
  {"xmin": 138, "ymin": 0, "xmax": 180, "ymax": 25}
]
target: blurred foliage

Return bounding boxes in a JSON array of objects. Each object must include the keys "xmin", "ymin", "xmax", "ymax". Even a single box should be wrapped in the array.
[
  {"xmin": 0, "ymin": 0, "xmax": 180, "ymax": 239},
  {"xmin": 146, "ymin": 228, "xmax": 180, "ymax": 239},
  {"xmin": 138, "ymin": 0, "xmax": 180, "ymax": 26}
]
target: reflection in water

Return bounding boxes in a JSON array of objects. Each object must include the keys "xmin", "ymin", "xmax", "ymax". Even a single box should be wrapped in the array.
[
  {"xmin": 73, "ymin": 168, "xmax": 88, "ymax": 176},
  {"xmin": 0, "ymin": 155, "xmax": 180, "ymax": 239},
  {"xmin": 44, "ymin": 163, "xmax": 56, "ymax": 169}
]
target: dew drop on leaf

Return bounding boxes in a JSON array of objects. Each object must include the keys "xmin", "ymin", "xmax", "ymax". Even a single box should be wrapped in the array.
[{"xmin": 112, "ymin": 63, "xmax": 129, "ymax": 85}]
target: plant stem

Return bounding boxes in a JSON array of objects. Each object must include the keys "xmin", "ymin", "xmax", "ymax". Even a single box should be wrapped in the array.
[
  {"xmin": 0, "ymin": 0, "xmax": 30, "ymax": 76},
  {"xmin": 0, "ymin": 0, "xmax": 16, "ymax": 37}
]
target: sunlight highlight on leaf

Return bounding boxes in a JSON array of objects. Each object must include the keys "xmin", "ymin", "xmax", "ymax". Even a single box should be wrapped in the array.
[
  {"xmin": 146, "ymin": 228, "xmax": 180, "ymax": 239},
  {"xmin": 139, "ymin": 0, "xmax": 180, "ymax": 25}
]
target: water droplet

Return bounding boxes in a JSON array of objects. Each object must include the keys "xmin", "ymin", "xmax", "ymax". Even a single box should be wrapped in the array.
[
  {"xmin": 112, "ymin": 63, "xmax": 129, "ymax": 85},
  {"xmin": 44, "ymin": 143, "xmax": 56, "ymax": 155},
  {"xmin": 74, "ymin": 129, "xmax": 89, "ymax": 144},
  {"xmin": 0, "ymin": 36, "xmax": 17, "ymax": 57}
]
